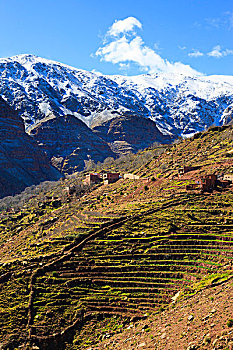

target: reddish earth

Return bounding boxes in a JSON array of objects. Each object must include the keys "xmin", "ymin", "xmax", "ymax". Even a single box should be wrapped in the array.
[{"xmin": 95, "ymin": 278, "xmax": 233, "ymax": 350}]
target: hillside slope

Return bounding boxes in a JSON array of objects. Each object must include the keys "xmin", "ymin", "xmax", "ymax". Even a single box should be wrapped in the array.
[
  {"xmin": 98, "ymin": 277, "xmax": 233, "ymax": 350},
  {"xmin": 28, "ymin": 114, "xmax": 115, "ymax": 173},
  {"xmin": 92, "ymin": 114, "xmax": 171, "ymax": 155},
  {"xmin": 0, "ymin": 126, "xmax": 232, "ymax": 350}
]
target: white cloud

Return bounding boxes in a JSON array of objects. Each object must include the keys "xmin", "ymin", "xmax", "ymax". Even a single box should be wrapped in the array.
[
  {"xmin": 206, "ymin": 12, "xmax": 233, "ymax": 30},
  {"xmin": 108, "ymin": 17, "xmax": 142, "ymax": 37},
  {"xmin": 207, "ymin": 45, "xmax": 233, "ymax": 58},
  {"xmin": 185, "ymin": 45, "xmax": 233, "ymax": 59},
  {"xmin": 119, "ymin": 63, "xmax": 130, "ymax": 69},
  {"xmin": 225, "ymin": 48, "xmax": 233, "ymax": 55},
  {"xmin": 96, "ymin": 17, "xmax": 200, "ymax": 77},
  {"xmin": 179, "ymin": 46, "xmax": 187, "ymax": 51},
  {"xmin": 96, "ymin": 36, "xmax": 166, "ymax": 70},
  {"xmin": 208, "ymin": 45, "xmax": 223, "ymax": 58},
  {"xmin": 188, "ymin": 50, "xmax": 204, "ymax": 58}
]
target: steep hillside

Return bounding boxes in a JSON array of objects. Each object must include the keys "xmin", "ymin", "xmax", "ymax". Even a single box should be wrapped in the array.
[
  {"xmin": 0, "ymin": 126, "xmax": 232, "ymax": 350},
  {"xmin": 28, "ymin": 114, "xmax": 115, "ymax": 173},
  {"xmin": 87, "ymin": 125, "xmax": 233, "ymax": 184},
  {"xmin": 0, "ymin": 97, "xmax": 61, "ymax": 198},
  {"xmin": 92, "ymin": 114, "xmax": 171, "ymax": 155},
  {"xmin": 98, "ymin": 277, "xmax": 233, "ymax": 350}
]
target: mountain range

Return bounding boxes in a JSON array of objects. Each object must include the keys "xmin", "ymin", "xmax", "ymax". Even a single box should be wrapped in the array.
[
  {"xmin": 1, "ymin": 54, "xmax": 233, "ymax": 135},
  {"xmin": 0, "ymin": 54, "xmax": 233, "ymax": 195}
]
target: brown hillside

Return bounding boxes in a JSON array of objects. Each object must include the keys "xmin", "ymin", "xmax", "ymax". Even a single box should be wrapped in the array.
[
  {"xmin": 0, "ymin": 126, "xmax": 232, "ymax": 350},
  {"xmin": 97, "ymin": 277, "xmax": 233, "ymax": 350}
]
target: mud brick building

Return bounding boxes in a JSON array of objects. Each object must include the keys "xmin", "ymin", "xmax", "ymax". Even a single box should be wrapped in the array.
[
  {"xmin": 101, "ymin": 172, "xmax": 120, "ymax": 184},
  {"xmin": 200, "ymin": 174, "xmax": 217, "ymax": 192},
  {"xmin": 84, "ymin": 171, "xmax": 120, "ymax": 185},
  {"xmin": 178, "ymin": 166, "xmax": 199, "ymax": 176},
  {"xmin": 223, "ymin": 174, "xmax": 233, "ymax": 182},
  {"xmin": 84, "ymin": 173, "xmax": 102, "ymax": 186},
  {"xmin": 123, "ymin": 173, "xmax": 140, "ymax": 180},
  {"xmin": 186, "ymin": 174, "xmax": 231, "ymax": 192}
]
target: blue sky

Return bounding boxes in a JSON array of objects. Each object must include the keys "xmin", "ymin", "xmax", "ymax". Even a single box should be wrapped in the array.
[{"xmin": 0, "ymin": 0, "xmax": 233, "ymax": 75}]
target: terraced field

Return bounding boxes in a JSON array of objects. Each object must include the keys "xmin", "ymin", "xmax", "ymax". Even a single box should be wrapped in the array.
[{"xmin": 1, "ymin": 190, "xmax": 232, "ymax": 349}]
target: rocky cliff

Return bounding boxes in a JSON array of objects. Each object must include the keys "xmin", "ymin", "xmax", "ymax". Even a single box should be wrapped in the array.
[
  {"xmin": 93, "ymin": 114, "xmax": 171, "ymax": 155},
  {"xmin": 0, "ymin": 97, "xmax": 61, "ymax": 198},
  {"xmin": 28, "ymin": 114, "xmax": 115, "ymax": 174}
]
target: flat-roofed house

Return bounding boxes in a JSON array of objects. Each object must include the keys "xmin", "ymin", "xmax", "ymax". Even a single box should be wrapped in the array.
[
  {"xmin": 84, "ymin": 173, "xmax": 102, "ymax": 186},
  {"xmin": 123, "ymin": 173, "xmax": 140, "ymax": 180},
  {"xmin": 223, "ymin": 174, "xmax": 233, "ymax": 182},
  {"xmin": 178, "ymin": 166, "xmax": 198, "ymax": 176},
  {"xmin": 101, "ymin": 172, "xmax": 120, "ymax": 185}
]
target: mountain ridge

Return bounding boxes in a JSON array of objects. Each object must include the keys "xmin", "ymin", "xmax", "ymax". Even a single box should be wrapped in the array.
[{"xmin": 0, "ymin": 54, "xmax": 233, "ymax": 137}]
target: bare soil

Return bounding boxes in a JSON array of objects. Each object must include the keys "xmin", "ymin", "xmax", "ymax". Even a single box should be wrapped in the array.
[{"xmin": 95, "ymin": 278, "xmax": 233, "ymax": 350}]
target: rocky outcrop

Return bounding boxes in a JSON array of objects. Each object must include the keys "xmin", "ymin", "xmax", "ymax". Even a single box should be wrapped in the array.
[
  {"xmin": 221, "ymin": 104, "xmax": 233, "ymax": 125},
  {"xmin": 0, "ymin": 97, "xmax": 61, "ymax": 198},
  {"xmin": 28, "ymin": 114, "xmax": 115, "ymax": 174},
  {"xmin": 93, "ymin": 115, "xmax": 172, "ymax": 155}
]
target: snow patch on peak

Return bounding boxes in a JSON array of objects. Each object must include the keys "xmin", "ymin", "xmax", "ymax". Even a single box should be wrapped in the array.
[
  {"xmin": 38, "ymin": 102, "xmax": 53, "ymax": 116},
  {"xmin": 110, "ymin": 72, "xmax": 233, "ymax": 101}
]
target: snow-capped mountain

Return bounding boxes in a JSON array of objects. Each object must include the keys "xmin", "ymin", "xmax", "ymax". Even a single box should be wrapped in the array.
[
  {"xmin": 0, "ymin": 54, "xmax": 233, "ymax": 139},
  {"xmin": 0, "ymin": 54, "xmax": 233, "ymax": 192}
]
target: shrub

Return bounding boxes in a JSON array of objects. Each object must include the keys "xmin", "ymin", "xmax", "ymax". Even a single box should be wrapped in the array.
[{"xmin": 227, "ymin": 319, "xmax": 233, "ymax": 327}]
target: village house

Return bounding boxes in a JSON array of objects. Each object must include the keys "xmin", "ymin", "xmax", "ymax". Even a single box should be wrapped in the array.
[
  {"xmin": 186, "ymin": 174, "xmax": 217, "ymax": 192},
  {"xmin": 123, "ymin": 173, "xmax": 140, "ymax": 180},
  {"xmin": 101, "ymin": 172, "xmax": 120, "ymax": 185},
  {"xmin": 178, "ymin": 166, "xmax": 199, "ymax": 176},
  {"xmin": 223, "ymin": 174, "xmax": 233, "ymax": 182},
  {"xmin": 186, "ymin": 174, "xmax": 232, "ymax": 192},
  {"xmin": 84, "ymin": 171, "xmax": 120, "ymax": 186},
  {"xmin": 200, "ymin": 174, "xmax": 217, "ymax": 192},
  {"xmin": 84, "ymin": 173, "xmax": 102, "ymax": 186}
]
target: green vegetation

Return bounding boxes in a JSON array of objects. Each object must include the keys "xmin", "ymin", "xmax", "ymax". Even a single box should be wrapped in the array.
[{"xmin": 227, "ymin": 319, "xmax": 233, "ymax": 328}]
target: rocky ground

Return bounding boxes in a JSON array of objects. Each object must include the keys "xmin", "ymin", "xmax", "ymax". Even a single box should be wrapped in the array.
[{"xmin": 96, "ymin": 278, "xmax": 233, "ymax": 350}]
